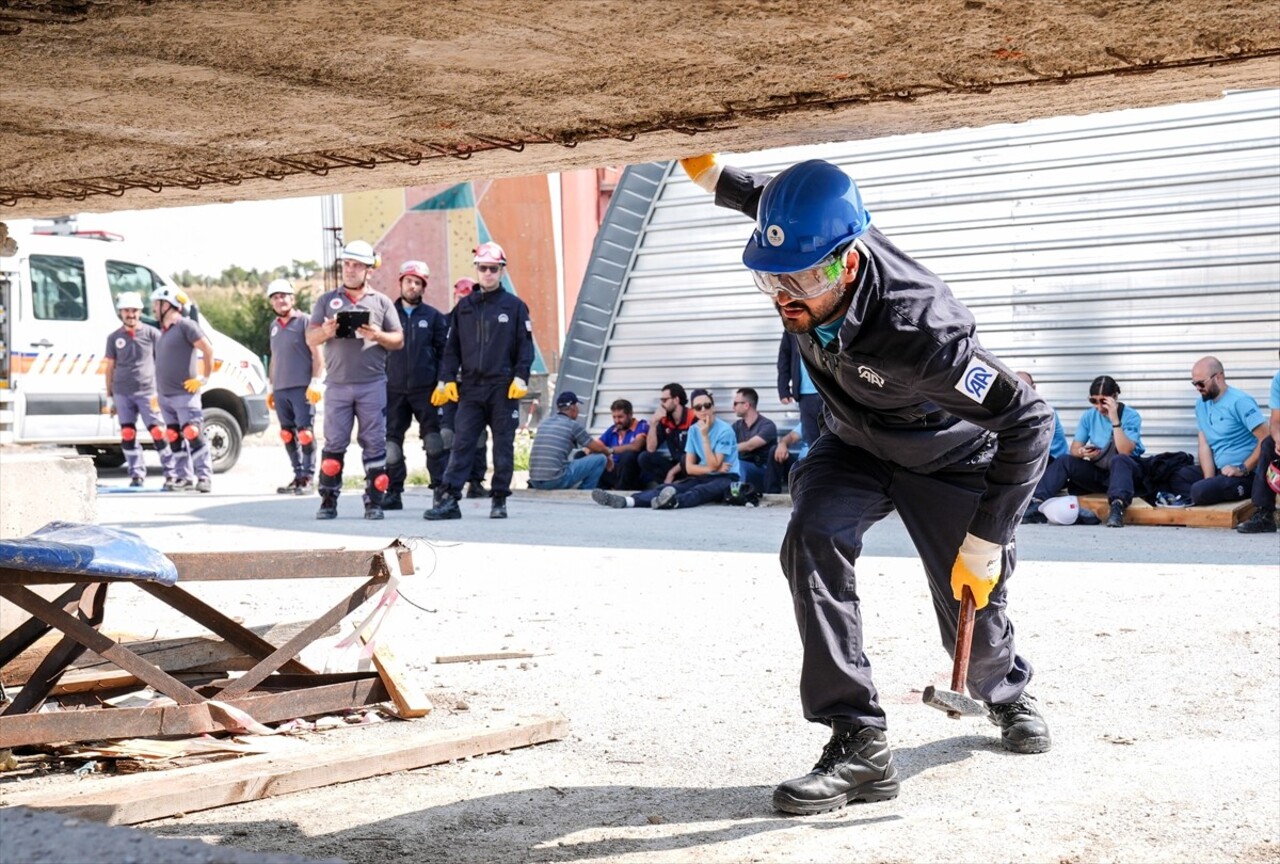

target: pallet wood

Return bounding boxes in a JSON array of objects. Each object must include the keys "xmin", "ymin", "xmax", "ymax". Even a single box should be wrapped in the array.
[
  {"xmin": 5, "ymin": 713, "xmax": 569, "ymax": 825},
  {"xmin": 361, "ymin": 634, "xmax": 430, "ymax": 718},
  {"xmin": 435, "ymin": 652, "xmax": 535, "ymax": 664},
  {"xmin": 1079, "ymin": 495, "xmax": 1254, "ymax": 528}
]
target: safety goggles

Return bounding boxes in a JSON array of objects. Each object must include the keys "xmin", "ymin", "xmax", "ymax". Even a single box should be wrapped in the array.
[{"xmin": 749, "ymin": 244, "xmax": 851, "ymax": 300}]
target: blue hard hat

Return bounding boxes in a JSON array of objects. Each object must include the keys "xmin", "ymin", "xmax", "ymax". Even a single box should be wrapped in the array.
[{"xmin": 742, "ymin": 159, "xmax": 872, "ymax": 274}]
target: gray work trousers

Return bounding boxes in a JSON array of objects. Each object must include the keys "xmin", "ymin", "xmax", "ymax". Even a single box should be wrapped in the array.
[
  {"xmin": 157, "ymin": 391, "xmax": 211, "ymax": 482},
  {"xmin": 782, "ymin": 434, "xmax": 1033, "ymax": 730}
]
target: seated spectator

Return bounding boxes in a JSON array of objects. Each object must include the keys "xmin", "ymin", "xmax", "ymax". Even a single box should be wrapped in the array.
[
  {"xmin": 769, "ymin": 426, "xmax": 807, "ymax": 493},
  {"xmin": 731, "ymin": 387, "xmax": 778, "ymax": 492},
  {"xmin": 528, "ymin": 391, "xmax": 611, "ymax": 491},
  {"xmin": 1023, "ymin": 375, "xmax": 1145, "ymax": 528},
  {"xmin": 597, "ymin": 398, "xmax": 649, "ymax": 490},
  {"xmin": 1016, "ymin": 372, "xmax": 1068, "ymax": 465},
  {"xmin": 638, "ymin": 382, "xmax": 696, "ymax": 487},
  {"xmin": 1237, "ymin": 364, "xmax": 1279, "ymax": 534},
  {"xmin": 1168, "ymin": 356, "xmax": 1268, "ymax": 508},
  {"xmin": 593, "ymin": 388, "xmax": 739, "ymax": 510},
  {"xmin": 778, "ymin": 332, "xmax": 822, "ymax": 448}
]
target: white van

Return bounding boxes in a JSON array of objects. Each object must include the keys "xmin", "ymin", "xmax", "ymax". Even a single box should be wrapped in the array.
[{"xmin": 0, "ymin": 230, "xmax": 269, "ymax": 472}]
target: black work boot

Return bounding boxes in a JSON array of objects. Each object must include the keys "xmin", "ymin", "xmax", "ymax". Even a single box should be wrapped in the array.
[
  {"xmin": 466, "ymin": 481, "xmax": 490, "ymax": 499},
  {"xmin": 277, "ymin": 477, "xmax": 299, "ymax": 494},
  {"xmin": 424, "ymin": 491, "xmax": 461, "ymax": 521},
  {"xmin": 490, "ymin": 496, "xmax": 508, "ymax": 519},
  {"xmin": 986, "ymin": 693, "xmax": 1052, "ymax": 754},
  {"xmin": 1020, "ymin": 498, "xmax": 1047, "ymax": 525},
  {"xmin": 1105, "ymin": 499, "xmax": 1126, "ymax": 528},
  {"xmin": 316, "ymin": 493, "xmax": 338, "ymax": 520},
  {"xmin": 1236, "ymin": 508, "xmax": 1276, "ymax": 534},
  {"xmin": 772, "ymin": 724, "xmax": 900, "ymax": 815},
  {"xmin": 382, "ymin": 491, "xmax": 404, "ymax": 511}
]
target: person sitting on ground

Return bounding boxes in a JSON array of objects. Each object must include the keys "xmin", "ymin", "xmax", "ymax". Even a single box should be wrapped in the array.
[
  {"xmin": 1167, "ymin": 356, "xmax": 1268, "ymax": 509},
  {"xmin": 1016, "ymin": 372, "xmax": 1068, "ymax": 467},
  {"xmin": 596, "ymin": 398, "xmax": 648, "ymax": 491},
  {"xmin": 528, "ymin": 392, "xmax": 611, "ymax": 491},
  {"xmin": 731, "ymin": 387, "xmax": 778, "ymax": 493},
  {"xmin": 1023, "ymin": 375, "xmax": 1145, "ymax": 528},
  {"xmin": 1236, "ymin": 364, "xmax": 1279, "ymax": 535},
  {"xmin": 638, "ymin": 382, "xmax": 696, "ymax": 487},
  {"xmin": 593, "ymin": 388, "xmax": 739, "ymax": 510}
]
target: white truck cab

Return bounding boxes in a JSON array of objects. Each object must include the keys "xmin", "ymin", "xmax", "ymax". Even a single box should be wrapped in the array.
[{"xmin": 0, "ymin": 229, "xmax": 269, "ymax": 471}]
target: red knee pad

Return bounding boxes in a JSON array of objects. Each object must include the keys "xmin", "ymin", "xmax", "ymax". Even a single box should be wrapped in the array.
[
  {"xmin": 373, "ymin": 473, "xmax": 390, "ymax": 492},
  {"xmin": 148, "ymin": 425, "xmax": 166, "ymax": 442},
  {"xmin": 120, "ymin": 426, "xmax": 137, "ymax": 442},
  {"xmin": 321, "ymin": 458, "xmax": 343, "ymax": 477},
  {"xmin": 165, "ymin": 426, "xmax": 180, "ymax": 444},
  {"xmin": 297, "ymin": 428, "xmax": 314, "ymax": 446},
  {"xmin": 279, "ymin": 428, "xmax": 295, "ymax": 444},
  {"xmin": 183, "ymin": 423, "xmax": 200, "ymax": 441}
]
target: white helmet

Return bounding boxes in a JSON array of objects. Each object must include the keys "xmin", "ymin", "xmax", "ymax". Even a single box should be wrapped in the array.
[
  {"xmin": 398, "ymin": 260, "xmax": 430, "ymax": 282},
  {"xmin": 266, "ymin": 278, "xmax": 295, "ymax": 297},
  {"xmin": 149, "ymin": 285, "xmax": 189, "ymax": 311},
  {"xmin": 115, "ymin": 291, "xmax": 144, "ymax": 311},
  {"xmin": 1040, "ymin": 495, "xmax": 1081, "ymax": 526},
  {"xmin": 339, "ymin": 240, "xmax": 380, "ymax": 267}
]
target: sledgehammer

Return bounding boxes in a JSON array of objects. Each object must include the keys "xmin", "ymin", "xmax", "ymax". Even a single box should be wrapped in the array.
[{"xmin": 922, "ymin": 585, "xmax": 987, "ymax": 718}]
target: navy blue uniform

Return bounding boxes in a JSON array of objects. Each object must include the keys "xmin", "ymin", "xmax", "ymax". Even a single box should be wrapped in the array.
[
  {"xmin": 386, "ymin": 298, "xmax": 449, "ymax": 498},
  {"xmin": 717, "ymin": 166, "xmax": 1052, "ymax": 730},
  {"xmin": 439, "ymin": 286, "xmax": 534, "ymax": 500}
]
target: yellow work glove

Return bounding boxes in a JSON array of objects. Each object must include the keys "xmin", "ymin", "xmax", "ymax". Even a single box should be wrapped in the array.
[
  {"xmin": 149, "ymin": 395, "xmax": 159, "ymax": 411},
  {"xmin": 431, "ymin": 381, "xmax": 458, "ymax": 407},
  {"xmin": 183, "ymin": 376, "xmax": 206, "ymax": 394},
  {"xmin": 508, "ymin": 377, "xmax": 528, "ymax": 400},
  {"xmin": 305, "ymin": 377, "xmax": 324, "ymax": 405},
  {"xmin": 679, "ymin": 153, "xmax": 723, "ymax": 193},
  {"xmin": 266, "ymin": 391, "xmax": 275, "ymax": 411},
  {"xmin": 951, "ymin": 533, "xmax": 1003, "ymax": 610}
]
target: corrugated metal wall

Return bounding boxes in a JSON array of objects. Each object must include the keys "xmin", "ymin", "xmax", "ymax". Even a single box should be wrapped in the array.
[{"xmin": 566, "ymin": 89, "xmax": 1280, "ymax": 454}]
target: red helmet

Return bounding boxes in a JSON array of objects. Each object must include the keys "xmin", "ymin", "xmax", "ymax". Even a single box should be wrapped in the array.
[
  {"xmin": 453, "ymin": 277, "xmax": 476, "ymax": 297},
  {"xmin": 472, "ymin": 242, "xmax": 506, "ymax": 265},
  {"xmin": 398, "ymin": 260, "xmax": 430, "ymax": 282}
]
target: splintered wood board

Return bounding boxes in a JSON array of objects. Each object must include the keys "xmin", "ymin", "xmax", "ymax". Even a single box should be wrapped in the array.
[
  {"xmin": 1078, "ymin": 495, "xmax": 1254, "ymax": 528},
  {"xmin": 5, "ymin": 714, "xmax": 568, "ymax": 825}
]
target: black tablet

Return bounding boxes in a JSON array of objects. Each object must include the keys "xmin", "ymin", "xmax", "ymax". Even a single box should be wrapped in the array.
[{"xmin": 334, "ymin": 309, "xmax": 371, "ymax": 338}]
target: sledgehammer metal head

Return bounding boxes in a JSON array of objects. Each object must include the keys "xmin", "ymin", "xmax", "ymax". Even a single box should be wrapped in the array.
[
  {"xmin": 922, "ymin": 684, "xmax": 986, "ymax": 718},
  {"xmin": 922, "ymin": 585, "xmax": 985, "ymax": 719}
]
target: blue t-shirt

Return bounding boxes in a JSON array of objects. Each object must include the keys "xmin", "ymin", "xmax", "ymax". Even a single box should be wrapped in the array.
[
  {"xmin": 797, "ymin": 359, "xmax": 818, "ymax": 396},
  {"xmin": 1049, "ymin": 411, "xmax": 1068, "ymax": 459},
  {"xmin": 1270, "ymin": 370, "xmax": 1280, "ymax": 411},
  {"xmin": 814, "ymin": 318, "xmax": 842, "ymax": 348},
  {"xmin": 1196, "ymin": 385, "xmax": 1265, "ymax": 469},
  {"xmin": 687, "ymin": 417, "xmax": 740, "ymax": 476},
  {"xmin": 1074, "ymin": 405, "xmax": 1144, "ymax": 457}
]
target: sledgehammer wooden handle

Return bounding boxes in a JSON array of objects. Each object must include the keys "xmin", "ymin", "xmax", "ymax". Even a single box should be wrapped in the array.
[{"xmin": 951, "ymin": 585, "xmax": 976, "ymax": 694}]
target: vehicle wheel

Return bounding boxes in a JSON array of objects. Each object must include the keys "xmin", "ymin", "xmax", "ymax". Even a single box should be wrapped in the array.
[
  {"xmin": 76, "ymin": 445, "xmax": 127, "ymax": 469},
  {"xmin": 203, "ymin": 407, "xmax": 242, "ymax": 474}
]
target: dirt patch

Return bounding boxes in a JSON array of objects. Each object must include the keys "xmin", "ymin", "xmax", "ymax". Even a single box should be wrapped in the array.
[{"xmin": 0, "ymin": 0, "xmax": 1276, "ymax": 215}]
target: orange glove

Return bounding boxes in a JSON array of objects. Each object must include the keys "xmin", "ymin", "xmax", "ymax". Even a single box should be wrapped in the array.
[
  {"xmin": 266, "ymin": 391, "xmax": 276, "ymax": 411},
  {"xmin": 950, "ymin": 533, "xmax": 1002, "ymax": 610},
  {"xmin": 431, "ymin": 381, "xmax": 458, "ymax": 407},
  {"xmin": 183, "ymin": 376, "xmax": 205, "ymax": 394},
  {"xmin": 508, "ymin": 377, "xmax": 528, "ymax": 400},
  {"xmin": 305, "ymin": 378, "xmax": 324, "ymax": 405},
  {"xmin": 150, "ymin": 395, "xmax": 159, "ymax": 411},
  {"xmin": 680, "ymin": 154, "xmax": 722, "ymax": 193}
]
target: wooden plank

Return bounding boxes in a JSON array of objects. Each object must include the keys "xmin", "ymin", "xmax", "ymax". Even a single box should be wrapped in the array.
[
  {"xmin": 0, "ymin": 677, "xmax": 388, "ymax": 747},
  {"xmin": 435, "ymin": 652, "xmax": 535, "ymax": 664},
  {"xmin": 7, "ymin": 714, "xmax": 569, "ymax": 825},
  {"xmin": 163, "ymin": 549, "xmax": 383, "ymax": 582},
  {"xmin": 1079, "ymin": 495, "xmax": 1254, "ymax": 528},
  {"xmin": 361, "ymin": 634, "xmax": 430, "ymax": 718}
]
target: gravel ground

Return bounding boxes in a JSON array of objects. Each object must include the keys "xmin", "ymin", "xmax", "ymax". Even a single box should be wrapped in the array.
[{"xmin": 2, "ymin": 446, "xmax": 1277, "ymax": 864}]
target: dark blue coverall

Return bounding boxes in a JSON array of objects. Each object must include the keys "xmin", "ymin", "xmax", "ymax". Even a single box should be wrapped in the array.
[
  {"xmin": 716, "ymin": 166, "xmax": 1053, "ymax": 731},
  {"xmin": 385, "ymin": 297, "xmax": 449, "ymax": 498},
  {"xmin": 439, "ymin": 286, "xmax": 534, "ymax": 501}
]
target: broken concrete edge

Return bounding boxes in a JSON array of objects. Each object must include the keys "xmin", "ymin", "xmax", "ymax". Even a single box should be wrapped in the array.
[{"xmin": 0, "ymin": 450, "xmax": 97, "ymax": 538}]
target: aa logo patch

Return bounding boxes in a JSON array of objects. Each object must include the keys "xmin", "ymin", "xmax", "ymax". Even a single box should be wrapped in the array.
[{"xmin": 956, "ymin": 357, "xmax": 997, "ymax": 404}]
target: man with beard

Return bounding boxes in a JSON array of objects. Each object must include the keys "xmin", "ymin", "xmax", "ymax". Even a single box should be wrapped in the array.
[
  {"xmin": 425, "ymin": 242, "xmax": 534, "ymax": 521},
  {"xmin": 384, "ymin": 260, "xmax": 449, "ymax": 510},
  {"xmin": 680, "ymin": 155, "xmax": 1054, "ymax": 814},
  {"xmin": 1166, "ymin": 355, "xmax": 1267, "ymax": 506},
  {"xmin": 638, "ymin": 382, "xmax": 696, "ymax": 487},
  {"xmin": 103, "ymin": 291, "xmax": 177, "ymax": 487},
  {"xmin": 266, "ymin": 278, "xmax": 323, "ymax": 495},
  {"xmin": 306, "ymin": 240, "xmax": 404, "ymax": 520},
  {"xmin": 152, "ymin": 285, "xmax": 215, "ymax": 493}
]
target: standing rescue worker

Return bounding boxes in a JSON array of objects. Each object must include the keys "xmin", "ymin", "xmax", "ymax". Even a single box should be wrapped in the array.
[
  {"xmin": 425, "ymin": 242, "xmax": 533, "ymax": 520},
  {"xmin": 103, "ymin": 291, "xmax": 177, "ymax": 487},
  {"xmin": 266, "ymin": 278, "xmax": 324, "ymax": 495},
  {"xmin": 384, "ymin": 260, "xmax": 449, "ymax": 509},
  {"xmin": 306, "ymin": 240, "xmax": 404, "ymax": 520},
  {"xmin": 438, "ymin": 276, "xmax": 491, "ymax": 498},
  {"xmin": 151, "ymin": 285, "xmax": 215, "ymax": 493},
  {"xmin": 681, "ymin": 154, "xmax": 1053, "ymax": 814}
]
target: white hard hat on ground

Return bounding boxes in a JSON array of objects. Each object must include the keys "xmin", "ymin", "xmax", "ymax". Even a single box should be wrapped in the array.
[{"xmin": 1041, "ymin": 495, "xmax": 1081, "ymax": 526}]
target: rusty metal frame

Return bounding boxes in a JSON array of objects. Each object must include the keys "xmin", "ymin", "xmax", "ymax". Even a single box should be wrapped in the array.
[{"xmin": 0, "ymin": 544, "xmax": 410, "ymax": 749}]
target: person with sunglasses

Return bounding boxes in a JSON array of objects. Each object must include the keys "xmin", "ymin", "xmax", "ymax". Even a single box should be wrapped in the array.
[
  {"xmin": 1023, "ymin": 376, "xmax": 1145, "ymax": 528},
  {"xmin": 679, "ymin": 154, "xmax": 1054, "ymax": 814},
  {"xmin": 1165, "ymin": 356, "xmax": 1268, "ymax": 510},
  {"xmin": 425, "ymin": 241, "xmax": 534, "ymax": 520},
  {"xmin": 593, "ymin": 387, "xmax": 739, "ymax": 510}
]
